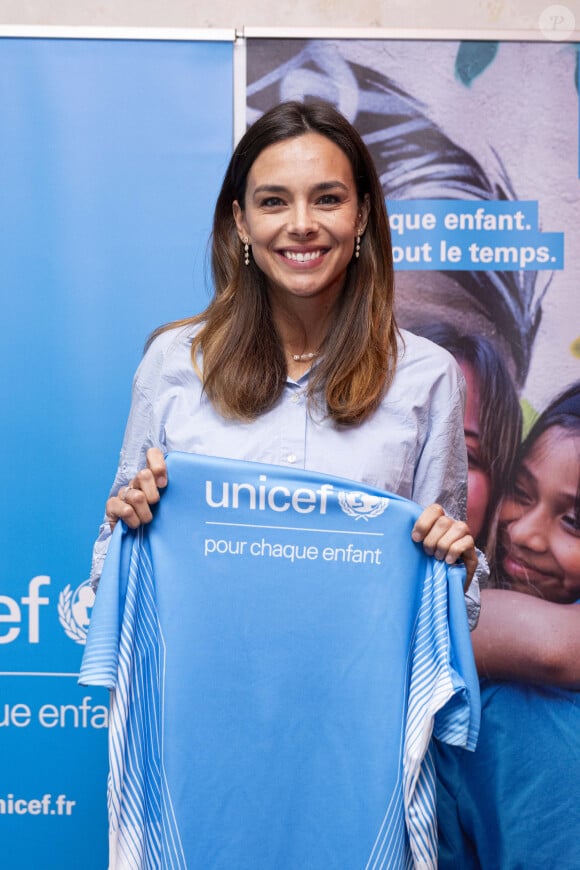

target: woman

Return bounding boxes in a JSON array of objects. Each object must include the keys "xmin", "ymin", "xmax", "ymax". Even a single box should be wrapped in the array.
[
  {"xmin": 90, "ymin": 100, "xmax": 481, "ymax": 604},
  {"xmin": 85, "ymin": 99, "xmax": 484, "ymax": 870}
]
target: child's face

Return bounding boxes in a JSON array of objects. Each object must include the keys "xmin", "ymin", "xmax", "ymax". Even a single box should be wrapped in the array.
[{"xmin": 498, "ymin": 427, "xmax": 580, "ymax": 603}]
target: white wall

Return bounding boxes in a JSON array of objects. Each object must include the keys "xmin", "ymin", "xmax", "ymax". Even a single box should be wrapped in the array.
[{"xmin": 0, "ymin": 0, "xmax": 577, "ymax": 34}]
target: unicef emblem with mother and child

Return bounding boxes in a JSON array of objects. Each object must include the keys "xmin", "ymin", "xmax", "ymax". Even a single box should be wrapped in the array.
[{"xmin": 338, "ymin": 492, "xmax": 390, "ymax": 520}]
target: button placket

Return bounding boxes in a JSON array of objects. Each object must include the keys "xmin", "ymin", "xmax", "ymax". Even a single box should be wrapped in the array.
[{"xmin": 280, "ymin": 386, "xmax": 307, "ymax": 467}]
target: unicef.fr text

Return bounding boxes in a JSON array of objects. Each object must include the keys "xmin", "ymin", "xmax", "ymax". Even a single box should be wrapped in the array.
[{"xmin": 0, "ymin": 793, "xmax": 76, "ymax": 816}]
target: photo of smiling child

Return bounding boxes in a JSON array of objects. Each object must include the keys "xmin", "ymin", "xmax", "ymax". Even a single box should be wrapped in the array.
[
  {"xmin": 494, "ymin": 380, "xmax": 580, "ymax": 603},
  {"xmin": 436, "ymin": 380, "xmax": 580, "ymax": 869}
]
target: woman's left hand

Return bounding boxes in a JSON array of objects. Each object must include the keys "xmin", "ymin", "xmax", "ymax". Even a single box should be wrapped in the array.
[{"xmin": 411, "ymin": 503, "xmax": 477, "ymax": 589}]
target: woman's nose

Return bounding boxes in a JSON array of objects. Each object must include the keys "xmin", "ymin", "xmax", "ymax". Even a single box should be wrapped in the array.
[{"xmin": 287, "ymin": 203, "xmax": 318, "ymax": 236}]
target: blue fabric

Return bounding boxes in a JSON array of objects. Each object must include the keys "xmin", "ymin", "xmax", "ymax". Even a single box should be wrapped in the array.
[
  {"xmin": 89, "ymin": 326, "xmax": 469, "ymax": 587},
  {"xmin": 436, "ymin": 679, "xmax": 580, "ymax": 870},
  {"xmin": 81, "ymin": 452, "xmax": 479, "ymax": 869}
]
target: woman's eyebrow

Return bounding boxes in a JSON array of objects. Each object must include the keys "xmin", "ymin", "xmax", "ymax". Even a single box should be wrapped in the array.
[
  {"xmin": 312, "ymin": 180, "xmax": 350, "ymax": 192},
  {"xmin": 252, "ymin": 184, "xmax": 288, "ymax": 195},
  {"xmin": 252, "ymin": 180, "xmax": 349, "ymax": 196}
]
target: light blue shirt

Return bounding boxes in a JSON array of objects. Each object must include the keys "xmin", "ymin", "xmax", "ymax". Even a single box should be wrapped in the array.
[
  {"xmin": 90, "ymin": 325, "xmax": 481, "ymax": 623},
  {"xmin": 81, "ymin": 452, "xmax": 480, "ymax": 869}
]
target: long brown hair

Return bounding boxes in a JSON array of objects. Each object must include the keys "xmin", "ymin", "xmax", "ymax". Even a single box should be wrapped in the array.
[{"xmin": 150, "ymin": 100, "xmax": 398, "ymax": 426}]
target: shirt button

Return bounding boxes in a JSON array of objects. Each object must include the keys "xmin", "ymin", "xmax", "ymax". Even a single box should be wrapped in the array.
[
  {"xmin": 286, "ymin": 453, "xmax": 297, "ymax": 464},
  {"xmin": 291, "ymin": 393, "xmax": 300, "ymax": 404}
]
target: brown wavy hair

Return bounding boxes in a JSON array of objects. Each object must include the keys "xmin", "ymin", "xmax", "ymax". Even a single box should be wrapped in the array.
[{"xmin": 150, "ymin": 100, "xmax": 398, "ymax": 426}]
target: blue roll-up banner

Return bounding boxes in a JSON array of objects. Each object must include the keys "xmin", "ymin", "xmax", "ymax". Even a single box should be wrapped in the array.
[{"xmin": 0, "ymin": 34, "xmax": 233, "ymax": 867}]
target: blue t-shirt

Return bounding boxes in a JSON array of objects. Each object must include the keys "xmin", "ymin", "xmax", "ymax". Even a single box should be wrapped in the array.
[
  {"xmin": 436, "ymin": 679, "xmax": 580, "ymax": 870},
  {"xmin": 81, "ymin": 452, "xmax": 479, "ymax": 869}
]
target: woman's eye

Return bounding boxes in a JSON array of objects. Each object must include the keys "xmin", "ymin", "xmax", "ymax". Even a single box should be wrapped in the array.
[
  {"xmin": 260, "ymin": 197, "xmax": 284, "ymax": 208},
  {"xmin": 317, "ymin": 194, "xmax": 340, "ymax": 205}
]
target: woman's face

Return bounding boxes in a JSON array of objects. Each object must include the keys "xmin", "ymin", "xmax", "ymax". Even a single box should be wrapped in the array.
[
  {"xmin": 233, "ymin": 133, "xmax": 369, "ymax": 310},
  {"xmin": 498, "ymin": 427, "xmax": 580, "ymax": 603},
  {"xmin": 460, "ymin": 361, "xmax": 491, "ymax": 542}
]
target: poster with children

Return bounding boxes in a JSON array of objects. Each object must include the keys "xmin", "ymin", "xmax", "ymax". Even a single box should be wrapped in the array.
[{"xmin": 245, "ymin": 35, "xmax": 580, "ymax": 866}]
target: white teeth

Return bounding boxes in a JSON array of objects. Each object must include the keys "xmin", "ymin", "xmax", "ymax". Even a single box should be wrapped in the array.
[{"xmin": 283, "ymin": 250, "xmax": 322, "ymax": 262}]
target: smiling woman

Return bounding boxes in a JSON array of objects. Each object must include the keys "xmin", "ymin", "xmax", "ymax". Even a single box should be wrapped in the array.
[
  {"xmin": 232, "ymin": 134, "xmax": 369, "ymax": 345},
  {"xmin": 86, "ymin": 97, "xmax": 487, "ymax": 870},
  {"xmin": 194, "ymin": 100, "xmax": 394, "ymax": 426},
  {"xmin": 92, "ymin": 99, "xmax": 483, "ymax": 592}
]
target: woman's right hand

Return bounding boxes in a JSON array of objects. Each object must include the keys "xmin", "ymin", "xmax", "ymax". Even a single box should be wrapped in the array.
[
  {"xmin": 411, "ymin": 503, "xmax": 477, "ymax": 590},
  {"xmin": 105, "ymin": 447, "xmax": 168, "ymax": 530}
]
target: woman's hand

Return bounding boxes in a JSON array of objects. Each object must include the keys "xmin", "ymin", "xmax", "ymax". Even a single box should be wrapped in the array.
[
  {"xmin": 411, "ymin": 503, "xmax": 477, "ymax": 589},
  {"xmin": 105, "ymin": 448, "xmax": 168, "ymax": 531}
]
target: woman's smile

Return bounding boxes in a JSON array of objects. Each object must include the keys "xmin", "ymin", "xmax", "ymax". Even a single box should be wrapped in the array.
[{"xmin": 277, "ymin": 247, "xmax": 328, "ymax": 265}]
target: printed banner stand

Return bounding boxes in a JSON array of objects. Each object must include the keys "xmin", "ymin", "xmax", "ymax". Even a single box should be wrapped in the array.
[{"xmin": 1, "ymin": 34, "xmax": 233, "ymax": 868}]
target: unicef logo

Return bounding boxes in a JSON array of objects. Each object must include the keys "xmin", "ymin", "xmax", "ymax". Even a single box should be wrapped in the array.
[
  {"xmin": 58, "ymin": 580, "xmax": 96, "ymax": 646},
  {"xmin": 338, "ymin": 491, "xmax": 389, "ymax": 520}
]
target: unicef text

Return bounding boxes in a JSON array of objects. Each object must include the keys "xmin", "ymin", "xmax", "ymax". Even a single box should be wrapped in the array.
[{"xmin": 0, "ymin": 793, "xmax": 76, "ymax": 816}]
